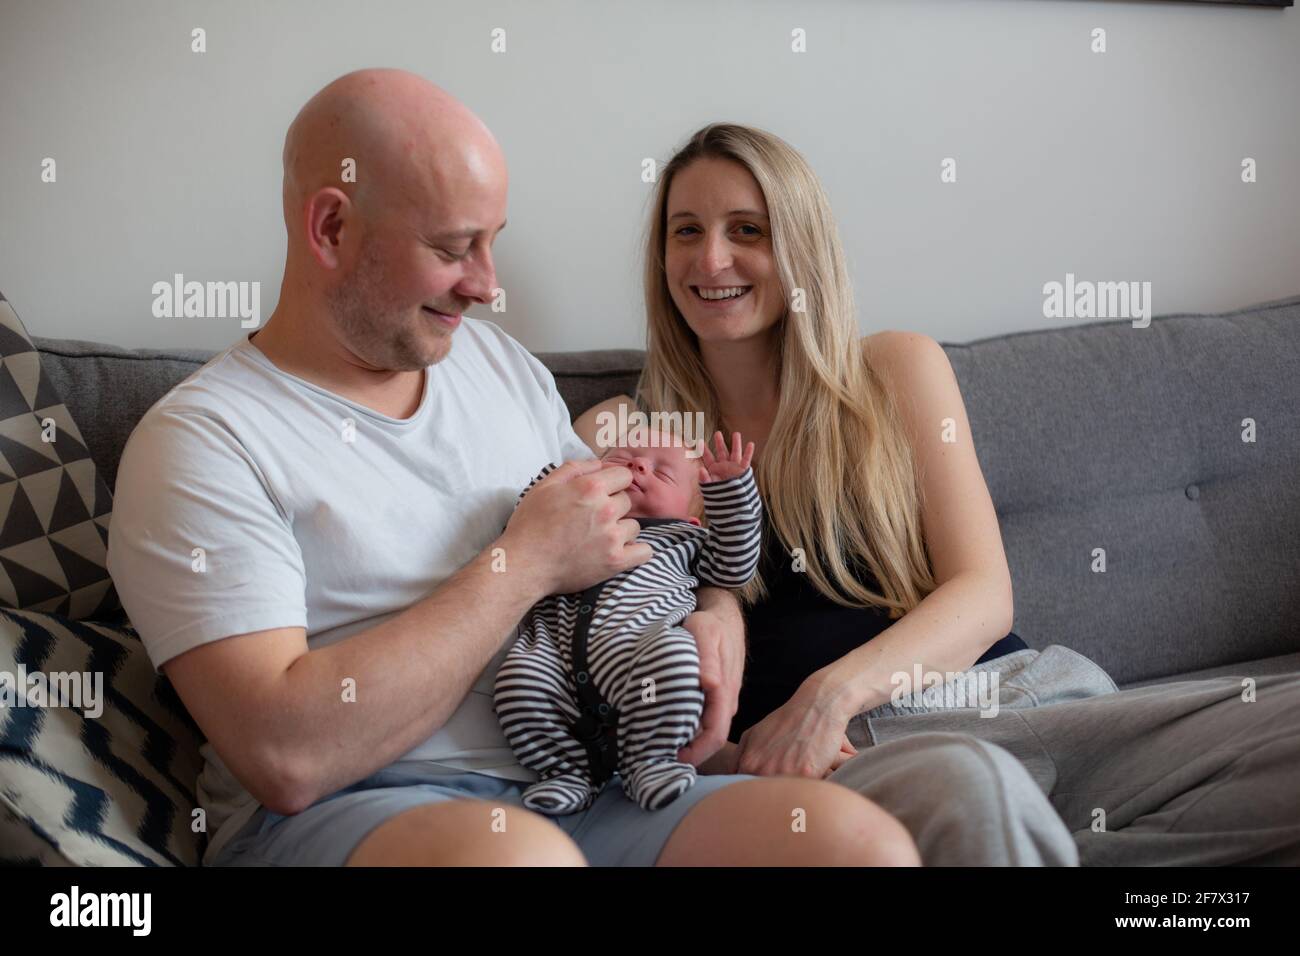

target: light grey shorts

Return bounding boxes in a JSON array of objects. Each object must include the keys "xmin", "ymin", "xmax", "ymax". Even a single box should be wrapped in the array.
[{"xmin": 207, "ymin": 764, "xmax": 757, "ymax": 867}]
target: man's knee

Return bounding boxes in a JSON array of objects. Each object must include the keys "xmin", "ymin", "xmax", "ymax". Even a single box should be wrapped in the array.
[
  {"xmin": 658, "ymin": 778, "xmax": 918, "ymax": 866},
  {"xmin": 812, "ymin": 779, "xmax": 920, "ymax": 866},
  {"xmin": 345, "ymin": 799, "xmax": 586, "ymax": 866}
]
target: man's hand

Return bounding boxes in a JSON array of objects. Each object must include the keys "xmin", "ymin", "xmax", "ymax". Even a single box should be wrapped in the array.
[
  {"xmin": 502, "ymin": 459, "xmax": 652, "ymax": 596},
  {"xmin": 678, "ymin": 588, "xmax": 746, "ymax": 768},
  {"xmin": 698, "ymin": 430, "xmax": 755, "ymax": 485}
]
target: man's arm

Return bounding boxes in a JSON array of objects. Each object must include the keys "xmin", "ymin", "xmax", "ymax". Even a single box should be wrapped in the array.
[
  {"xmin": 160, "ymin": 459, "xmax": 652, "ymax": 816},
  {"xmin": 163, "ymin": 537, "xmax": 547, "ymax": 816}
]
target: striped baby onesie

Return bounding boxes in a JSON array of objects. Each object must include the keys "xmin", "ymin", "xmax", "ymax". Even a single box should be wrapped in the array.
[{"xmin": 494, "ymin": 463, "xmax": 763, "ymax": 814}]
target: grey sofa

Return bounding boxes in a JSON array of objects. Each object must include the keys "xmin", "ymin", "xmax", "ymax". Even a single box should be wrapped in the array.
[{"xmin": 32, "ymin": 291, "xmax": 1300, "ymax": 695}]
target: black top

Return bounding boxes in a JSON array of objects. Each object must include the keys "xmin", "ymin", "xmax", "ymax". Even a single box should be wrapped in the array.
[{"xmin": 730, "ymin": 523, "xmax": 1027, "ymax": 742}]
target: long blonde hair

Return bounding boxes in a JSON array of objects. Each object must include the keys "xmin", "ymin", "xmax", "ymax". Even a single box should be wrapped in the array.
[{"xmin": 639, "ymin": 123, "xmax": 936, "ymax": 617}]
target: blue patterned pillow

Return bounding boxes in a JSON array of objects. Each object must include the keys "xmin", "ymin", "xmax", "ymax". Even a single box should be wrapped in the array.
[{"xmin": 0, "ymin": 608, "xmax": 205, "ymax": 865}]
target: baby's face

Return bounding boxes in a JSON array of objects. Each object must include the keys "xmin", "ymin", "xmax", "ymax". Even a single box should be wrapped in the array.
[{"xmin": 601, "ymin": 437, "xmax": 700, "ymax": 522}]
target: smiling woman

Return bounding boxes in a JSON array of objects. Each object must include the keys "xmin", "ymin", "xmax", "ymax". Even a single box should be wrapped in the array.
[
  {"xmin": 643, "ymin": 128, "xmax": 946, "ymax": 623},
  {"xmin": 662, "ymin": 179, "xmax": 779, "ymax": 352},
  {"xmin": 575, "ymin": 120, "xmax": 1032, "ymax": 789},
  {"xmin": 695, "ymin": 286, "xmax": 750, "ymax": 299},
  {"xmin": 574, "ymin": 121, "xmax": 1300, "ymax": 867}
]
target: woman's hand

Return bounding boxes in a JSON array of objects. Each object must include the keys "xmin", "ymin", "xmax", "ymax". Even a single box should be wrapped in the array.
[
  {"xmin": 734, "ymin": 685, "xmax": 858, "ymax": 779},
  {"xmin": 826, "ymin": 734, "xmax": 860, "ymax": 777}
]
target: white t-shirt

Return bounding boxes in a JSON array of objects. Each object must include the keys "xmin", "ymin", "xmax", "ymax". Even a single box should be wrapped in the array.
[{"xmin": 106, "ymin": 317, "xmax": 592, "ymax": 863}]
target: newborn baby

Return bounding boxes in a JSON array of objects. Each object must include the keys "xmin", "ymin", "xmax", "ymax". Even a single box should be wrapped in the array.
[{"xmin": 494, "ymin": 429, "xmax": 763, "ymax": 814}]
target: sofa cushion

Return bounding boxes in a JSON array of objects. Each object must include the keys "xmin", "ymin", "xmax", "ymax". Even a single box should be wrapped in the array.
[
  {"xmin": 0, "ymin": 296, "xmax": 119, "ymax": 620},
  {"xmin": 0, "ymin": 607, "xmax": 205, "ymax": 865}
]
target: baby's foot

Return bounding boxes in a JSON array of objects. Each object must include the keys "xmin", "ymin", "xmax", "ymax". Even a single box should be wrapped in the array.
[
  {"xmin": 624, "ymin": 760, "xmax": 697, "ymax": 811},
  {"xmin": 522, "ymin": 772, "xmax": 597, "ymax": 816}
]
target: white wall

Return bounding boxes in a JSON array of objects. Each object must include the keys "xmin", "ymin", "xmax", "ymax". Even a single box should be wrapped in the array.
[{"xmin": 1, "ymin": 0, "xmax": 1297, "ymax": 353}]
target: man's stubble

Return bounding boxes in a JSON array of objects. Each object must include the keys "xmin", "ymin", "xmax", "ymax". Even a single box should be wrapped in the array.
[{"xmin": 325, "ymin": 232, "xmax": 452, "ymax": 372}]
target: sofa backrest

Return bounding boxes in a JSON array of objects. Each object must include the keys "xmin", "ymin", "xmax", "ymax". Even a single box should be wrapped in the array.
[
  {"xmin": 30, "ymin": 337, "xmax": 645, "ymax": 496},
  {"xmin": 31, "ymin": 294, "xmax": 1300, "ymax": 685},
  {"xmin": 943, "ymin": 296, "xmax": 1300, "ymax": 685}
]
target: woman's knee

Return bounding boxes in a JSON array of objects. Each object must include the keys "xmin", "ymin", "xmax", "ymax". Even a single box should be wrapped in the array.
[
  {"xmin": 919, "ymin": 734, "xmax": 1047, "ymax": 812},
  {"xmin": 345, "ymin": 799, "xmax": 587, "ymax": 866},
  {"xmin": 847, "ymin": 732, "xmax": 1048, "ymax": 815},
  {"xmin": 833, "ymin": 732, "xmax": 1077, "ymax": 865}
]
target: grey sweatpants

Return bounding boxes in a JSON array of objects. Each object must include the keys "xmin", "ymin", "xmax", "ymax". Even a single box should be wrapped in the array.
[{"xmin": 828, "ymin": 645, "xmax": 1300, "ymax": 866}]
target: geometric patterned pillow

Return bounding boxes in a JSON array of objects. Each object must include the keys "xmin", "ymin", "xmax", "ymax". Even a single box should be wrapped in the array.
[
  {"xmin": 0, "ymin": 293, "xmax": 119, "ymax": 620},
  {"xmin": 0, "ymin": 608, "xmax": 205, "ymax": 865}
]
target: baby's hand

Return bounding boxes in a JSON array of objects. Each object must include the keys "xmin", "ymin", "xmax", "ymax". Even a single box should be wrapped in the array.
[{"xmin": 698, "ymin": 430, "xmax": 755, "ymax": 484}]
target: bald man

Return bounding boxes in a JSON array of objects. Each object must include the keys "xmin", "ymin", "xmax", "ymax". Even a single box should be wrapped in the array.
[{"xmin": 106, "ymin": 69, "xmax": 919, "ymax": 867}]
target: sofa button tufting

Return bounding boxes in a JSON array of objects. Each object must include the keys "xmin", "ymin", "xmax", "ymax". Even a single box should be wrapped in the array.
[{"xmin": 1185, "ymin": 484, "xmax": 1200, "ymax": 500}]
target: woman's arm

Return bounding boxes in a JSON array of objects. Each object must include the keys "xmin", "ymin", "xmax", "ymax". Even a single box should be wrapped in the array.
[
  {"xmin": 809, "ymin": 332, "xmax": 1015, "ymax": 722},
  {"xmin": 573, "ymin": 394, "xmax": 636, "ymax": 454},
  {"xmin": 679, "ymin": 586, "xmax": 747, "ymax": 768}
]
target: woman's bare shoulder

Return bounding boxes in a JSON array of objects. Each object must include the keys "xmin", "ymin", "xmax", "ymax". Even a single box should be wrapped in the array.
[
  {"xmin": 860, "ymin": 330, "xmax": 947, "ymax": 380},
  {"xmin": 577, "ymin": 394, "xmax": 636, "ymax": 423}
]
